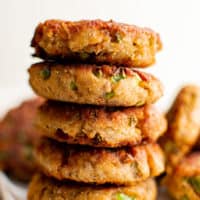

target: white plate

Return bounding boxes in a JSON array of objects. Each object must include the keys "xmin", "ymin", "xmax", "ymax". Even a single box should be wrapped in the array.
[{"xmin": 0, "ymin": 172, "xmax": 27, "ymax": 200}]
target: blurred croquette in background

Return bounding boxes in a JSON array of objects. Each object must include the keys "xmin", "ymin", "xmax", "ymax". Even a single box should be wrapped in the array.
[{"xmin": 0, "ymin": 98, "xmax": 43, "ymax": 181}]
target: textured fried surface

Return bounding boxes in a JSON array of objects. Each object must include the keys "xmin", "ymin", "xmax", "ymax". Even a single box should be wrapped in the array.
[
  {"xmin": 36, "ymin": 101, "xmax": 166, "ymax": 147},
  {"xmin": 31, "ymin": 19, "xmax": 162, "ymax": 68},
  {"xmin": 29, "ymin": 62, "xmax": 163, "ymax": 107},
  {"xmin": 35, "ymin": 138, "xmax": 165, "ymax": 185},
  {"xmin": 165, "ymin": 152, "xmax": 200, "ymax": 200},
  {"xmin": 194, "ymin": 137, "xmax": 200, "ymax": 152},
  {"xmin": 0, "ymin": 98, "xmax": 43, "ymax": 181},
  {"xmin": 28, "ymin": 173, "xmax": 157, "ymax": 200},
  {"xmin": 159, "ymin": 85, "xmax": 200, "ymax": 171}
]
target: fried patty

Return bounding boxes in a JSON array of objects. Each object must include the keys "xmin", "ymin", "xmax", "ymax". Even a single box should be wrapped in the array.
[
  {"xmin": 0, "ymin": 98, "xmax": 43, "ymax": 181},
  {"xmin": 35, "ymin": 138, "xmax": 165, "ymax": 185},
  {"xmin": 165, "ymin": 152, "xmax": 200, "ymax": 200},
  {"xmin": 159, "ymin": 85, "xmax": 200, "ymax": 171},
  {"xmin": 36, "ymin": 101, "xmax": 166, "ymax": 147},
  {"xmin": 29, "ymin": 62, "xmax": 163, "ymax": 107},
  {"xmin": 31, "ymin": 19, "xmax": 162, "ymax": 68},
  {"xmin": 28, "ymin": 173, "xmax": 157, "ymax": 200}
]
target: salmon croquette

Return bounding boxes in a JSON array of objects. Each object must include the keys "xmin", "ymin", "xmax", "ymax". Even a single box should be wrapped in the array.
[
  {"xmin": 165, "ymin": 152, "xmax": 200, "ymax": 200},
  {"xmin": 29, "ymin": 62, "xmax": 163, "ymax": 107},
  {"xmin": 35, "ymin": 138, "xmax": 165, "ymax": 185},
  {"xmin": 0, "ymin": 98, "xmax": 43, "ymax": 181},
  {"xmin": 159, "ymin": 85, "xmax": 200, "ymax": 170},
  {"xmin": 31, "ymin": 19, "xmax": 162, "ymax": 68},
  {"xmin": 36, "ymin": 101, "xmax": 167, "ymax": 147},
  {"xmin": 28, "ymin": 173, "xmax": 157, "ymax": 200}
]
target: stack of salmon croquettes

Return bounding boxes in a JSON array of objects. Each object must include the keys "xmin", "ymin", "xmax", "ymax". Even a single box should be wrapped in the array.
[{"xmin": 27, "ymin": 19, "xmax": 166, "ymax": 200}]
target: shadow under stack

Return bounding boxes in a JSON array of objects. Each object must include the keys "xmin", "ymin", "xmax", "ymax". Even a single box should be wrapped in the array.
[{"xmin": 27, "ymin": 19, "xmax": 166, "ymax": 200}]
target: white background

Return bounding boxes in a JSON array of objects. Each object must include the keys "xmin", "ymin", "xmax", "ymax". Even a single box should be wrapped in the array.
[{"xmin": 0, "ymin": 0, "xmax": 200, "ymax": 112}]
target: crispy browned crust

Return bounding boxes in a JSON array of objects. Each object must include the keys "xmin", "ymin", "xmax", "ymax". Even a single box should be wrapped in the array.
[
  {"xmin": 35, "ymin": 138, "xmax": 165, "ymax": 185},
  {"xmin": 36, "ymin": 101, "xmax": 166, "ymax": 147},
  {"xmin": 31, "ymin": 19, "xmax": 162, "ymax": 68},
  {"xmin": 28, "ymin": 173, "xmax": 157, "ymax": 200},
  {"xmin": 0, "ymin": 98, "xmax": 44, "ymax": 181},
  {"xmin": 193, "ymin": 130, "xmax": 200, "ymax": 150},
  {"xmin": 159, "ymin": 85, "xmax": 200, "ymax": 171},
  {"xmin": 28, "ymin": 62, "xmax": 163, "ymax": 107},
  {"xmin": 165, "ymin": 152, "xmax": 200, "ymax": 200}
]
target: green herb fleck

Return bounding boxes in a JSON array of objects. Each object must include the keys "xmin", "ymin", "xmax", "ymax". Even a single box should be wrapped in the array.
[
  {"xmin": 0, "ymin": 152, "xmax": 9, "ymax": 161},
  {"xmin": 115, "ymin": 33, "xmax": 123, "ymax": 43},
  {"xmin": 105, "ymin": 91, "xmax": 115, "ymax": 99},
  {"xmin": 80, "ymin": 52, "xmax": 90, "ymax": 60},
  {"xmin": 70, "ymin": 81, "xmax": 78, "ymax": 91},
  {"xmin": 111, "ymin": 73, "xmax": 126, "ymax": 83},
  {"xmin": 134, "ymin": 73, "xmax": 142, "ymax": 83},
  {"xmin": 180, "ymin": 194, "xmax": 189, "ymax": 200},
  {"xmin": 128, "ymin": 116, "xmax": 137, "ymax": 127},
  {"xmin": 23, "ymin": 144, "xmax": 33, "ymax": 161},
  {"xmin": 131, "ymin": 162, "xmax": 141, "ymax": 176},
  {"xmin": 164, "ymin": 141, "xmax": 178, "ymax": 154},
  {"xmin": 93, "ymin": 134, "xmax": 103, "ymax": 145},
  {"xmin": 40, "ymin": 68, "xmax": 51, "ymax": 80},
  {"xmin": 116, "ymin": 193, "xmax": 135, "ymax": 200},
  {"xmin": 93, "ymin": 69, "xmax": 102, "ymax": 78},
  {"xmin": 187, "ymin": 176, "xmax": 200, "ymax": 195},
  {"xmin": 17, "ymin": 131, "xmax": 27, "ymax": 143},
  {"xmin": 135, "ymin": 101, "xmax": 144, "ymax": 107}
]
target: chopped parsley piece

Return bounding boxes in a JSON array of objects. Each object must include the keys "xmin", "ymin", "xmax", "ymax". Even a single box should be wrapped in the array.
[
  {"xmin": 187, "ymin": 176, "xmax": 200, "ymax": 195},
  {"xmin": 128, "ymin": 116, "xmax": 137, "ymax": 127},
  {"xmin": 164, "ymin": 141, "xmax": 178, "ymax": 154},
  {"xmin": 0, "ymin": 152, "xmax": 9, "ymax": 161},
  {"xmin": 180, "ymin": 194, "xmax": 189, "ymax": 200},
  {"xmin": 111, "ymin": 73, "xmax": 126, "ymax": 83},
  {"xmin": 93, "ymin": 134, "xmax": 103, "ymax": 144},
  {"xmin": 116, "ymin": 193, "xmax": 135, "ymax": 200},
  {"xmin": 115, "ymin": 33, "xmax": 123, "ymax": 43},
  {"xmin": 105, "ymin": 91, "xmax": 115, "ymax": 99},
  {"xmin": 40, "ymin": 68, "xmax": 51, "ymax": 80},
  {"xmin": 17, "ymin": 131, "xmax": 27, "ymax": 143},
  {"xmin": 93, "ymin": 69, "xmax": 102, "ymax": 78},
  {"xmin": 24, "ymin": 143, "xmax": 33, "ymax": 160},
  {"xmin": 135, "ymin": 101, "xmax": 144, "ymax": 107},
  {"xmin": 70, "ymin": 81, "xmax": 78, "ymax": 91},
  {"xmin": 80, "ymin": 52, "xmax": 90, "ymax": 60}
]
